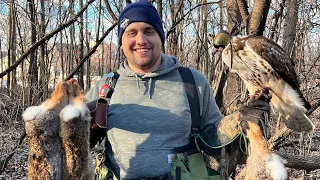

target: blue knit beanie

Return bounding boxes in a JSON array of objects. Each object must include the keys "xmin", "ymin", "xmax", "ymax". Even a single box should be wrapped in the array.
[{"xmin": 117, "ymin": 0, "xmax": 165, "ymax": 46}]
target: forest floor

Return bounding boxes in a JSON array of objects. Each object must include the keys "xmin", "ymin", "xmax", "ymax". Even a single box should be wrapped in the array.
[{"xmin": 0, "ymin": 123, "xmax": 102, "ymax": 180}]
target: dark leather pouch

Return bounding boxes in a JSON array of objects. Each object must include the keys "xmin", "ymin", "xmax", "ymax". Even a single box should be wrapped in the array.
[{"xmin": 87, "ymin": 98, "xmax": 108, "ymax": 128}]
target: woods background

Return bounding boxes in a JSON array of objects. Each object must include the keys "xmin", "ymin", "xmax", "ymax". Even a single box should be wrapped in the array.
[{"xmin": 0, "ymin": 0, "xmax": 319, "ymax": 179}]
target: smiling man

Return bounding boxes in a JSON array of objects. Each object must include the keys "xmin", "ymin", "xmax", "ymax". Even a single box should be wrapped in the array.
[
  {"xmin": 118, "ymin": 1, "xmax": 164, "ymax": 74},
  {"xmin": 121, "ymin": 22, "xmax": 162, "ymax": 73},
  {"xmin": 85, "ymin": 0, "xmax": 272, "ymax": 180}
]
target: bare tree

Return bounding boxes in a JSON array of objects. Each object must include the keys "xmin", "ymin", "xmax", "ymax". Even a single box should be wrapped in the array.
[
  {"xmin": 249, "ymin": 0, "xmax": 271, "ymax": 35},
  {"xmin": 68, "ymin": 0, "xmax": 75, "ymax": 76},
  {"xmin": 7, "ymin": 0, "xmax": 16, "ymax": 96},
  {"xmin": 200, "ymin": 0, "xmax": 209, "ymax": 76},
  {"xmin": 269, "ymin": 0, "xmax": 286, "ymax": 41},
  {"xmin": 39, "ymin": 0, "xmax": 47, "ymax": 99},
  {"xmin": 78, "ymin": 0, "xmax": 85, "ymax": 88},
  {"xmin": 27, "ymin": 0, "xmax": 38, "ymax": 105},
  {"xmin": 283, "ymin": 0, "xmax": 298, "ymax": 56},
  {"xmin": 59, "ymin": 0, "xmax": 65, "ymax": 81},
  {"xmin": 156, "ymin": 0, "xmax": 162, "ymax": 20},
  {"xmin": 85, "ymin": 0, "xmax": 91, "ymax": 91}
]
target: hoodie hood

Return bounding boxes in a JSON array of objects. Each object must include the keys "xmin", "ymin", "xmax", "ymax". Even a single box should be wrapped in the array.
[{"xmin": 117, "ymin": 53, "xmax": 181, "ymax": 78}]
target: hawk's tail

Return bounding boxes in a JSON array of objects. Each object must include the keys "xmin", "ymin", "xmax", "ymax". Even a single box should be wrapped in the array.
[
  {"xmin": 296, "ymin": 88, "xmax": 311, "ymax": 110},
  {"xmin": 284, "ymin": 112, "xmax": 315, "ymax": 132}
]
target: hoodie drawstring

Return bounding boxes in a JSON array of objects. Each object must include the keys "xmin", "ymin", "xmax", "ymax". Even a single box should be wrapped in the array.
[
  {"xmin": 135, "ymin": 74, "xmax": 140, "ymax": 94},
  {"xmin": 148, "ymin": 77, "xmax": 152, "ymax": 99},
  {"xmin": 135, "ymin": 74, "xmax": 153, "ymax": 99}
]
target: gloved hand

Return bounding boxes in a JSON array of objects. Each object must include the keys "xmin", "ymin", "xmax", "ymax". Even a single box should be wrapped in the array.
[{"xmin": 237, "ymin": 89, "xmax": 271, "ymax": 132}]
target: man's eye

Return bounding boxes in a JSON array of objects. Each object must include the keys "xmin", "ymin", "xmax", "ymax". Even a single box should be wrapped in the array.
[
  {"xmin": 127, "ymin": 31, "xmax": 136, "ymax": 36},
  {"xmin": 146, "ymin": 30, "xmax": 155, "ymax": 35}
]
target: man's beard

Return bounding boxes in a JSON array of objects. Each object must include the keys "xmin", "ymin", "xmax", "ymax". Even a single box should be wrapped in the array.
[{"xmin": 132, "ymin": 53, "xmax": 159, "ymax": 70}]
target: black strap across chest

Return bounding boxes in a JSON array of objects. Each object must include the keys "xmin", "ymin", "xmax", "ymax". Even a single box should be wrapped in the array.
[{"xmin": 177, "ymin": 67, "xmax": 201, "ymax": 134}]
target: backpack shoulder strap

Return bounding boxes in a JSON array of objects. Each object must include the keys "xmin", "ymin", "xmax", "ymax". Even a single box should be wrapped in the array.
[
  {"xmin": 178, "ymin": 67, "xmax": 201, "ymax": 134},
  {"xmin": 103, "ymin": 72, "xmax": 120, "ymax": 98}
]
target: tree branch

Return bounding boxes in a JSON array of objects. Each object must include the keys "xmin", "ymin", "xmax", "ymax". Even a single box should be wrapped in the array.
[
  {"xmin": 65, "ymin": 22, "xmax": 117, "ymax": 80},
  {"xmin": 166, "ymin": 1, "xmax": 222, "ymax": 38},
  {"xmin": 0, "ymin": 0, "xmax": 96, "ymax": 79},
  {"xmin": 103, "ymin": 0, "xmax": 118, "ymax": 22},
  {"xmin": 276, "ymin": 151, "xmax": 320, "ymax": 171},
  {"xmin": 307, "ymin": 100, "xmax": 320, "ymax": 116},
  {"xmin": 268, "ymin": 127, "xmax": 293, "ymax": 150}
]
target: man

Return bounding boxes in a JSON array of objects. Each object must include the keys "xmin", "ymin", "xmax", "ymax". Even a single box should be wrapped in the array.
[{"xmin": 85, "ymin": 0, "xmax": 270, "ymax": 179}]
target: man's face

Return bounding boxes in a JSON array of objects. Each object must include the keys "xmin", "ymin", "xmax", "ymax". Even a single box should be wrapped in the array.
[{"xmin": 121, "ymin": 22, "xmax": 162, "ymax": 73}]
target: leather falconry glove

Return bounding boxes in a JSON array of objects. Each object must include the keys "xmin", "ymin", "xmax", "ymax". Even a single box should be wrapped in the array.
[{"xmin": 237, "ymin": 88, "xmax": 271, "ymax": 134}]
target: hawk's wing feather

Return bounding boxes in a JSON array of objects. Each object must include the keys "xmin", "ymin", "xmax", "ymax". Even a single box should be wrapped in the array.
[{"xmin": 246, "ymin": 36, "xmax": 311, "ymax": 110}]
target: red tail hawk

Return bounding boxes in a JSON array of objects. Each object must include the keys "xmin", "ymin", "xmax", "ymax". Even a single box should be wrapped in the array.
[{"xmin": 213, "ymin": 32, "xmax": 314, "ymax": 132}]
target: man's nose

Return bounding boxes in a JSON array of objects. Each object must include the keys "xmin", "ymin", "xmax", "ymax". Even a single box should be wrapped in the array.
[{"xmin": 136, "ymin": 32, "xmax": 147, "ymax": 45}]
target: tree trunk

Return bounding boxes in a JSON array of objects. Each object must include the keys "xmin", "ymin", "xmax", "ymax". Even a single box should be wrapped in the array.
[
  {"xmin": 97, "ymin": 0, "xmax": 102, "ymax": 77},
  {"xmin": 219, "ymin": 1, "xmax": 224, "ymax": 31},
  {"xmin": 199, "ymin": 0, "xmax": 209, "ymax": 76},
  {"xmin": 214, "ymin": 0, "xmax": 242, "ymax": 107},
  {"xmin": 68, "ymin": 0, "xmax": 75, "ymax": 77},
  {"xmin": 249, "ymin": 0, "xmax": 271, "ymax": 35},
  {"xmin": 196, "ymin": 0, "xmax": 201, "ymax": 70},
  {"xmin": 157, "ymin": 0, "xmax": 163, "ymax": 21},
  {"xmin": 177, "ymin": 2, "xmax": 184, "ymax": 64},
  {"xmin": 227, "ymin": 0, "xmax": 242, "ymax": 35},
  {"xmin": 59, "ymin": 0, "xmax": 65, "ymax": 81},
  {"xmin": 96, "ymin": 0, "xmax": 102, "ymax": 43},
  {"xmin": 101, "ymin": 26, "xmax": 105, "ymax": 76},
  {"xmin": 8, "ymin": 0, "xmax": 16, "ymax": 96},
  {"xmin": 207, "ymin": 0, "xmax": 245, "ymax": 177},
  {"xmin": 85, "ymin": 0, "xmax": 91, "ymax": 91},
  {"xmin": 39, "ymin": 0, "xmax": 47, "ymax": 100},
  {"xmin": 269, "ymin": 0, "xmax": 286, "ymax": 41},
  {"xmin": 236, "ymin": 0, "xmax": 249, "ymax": 33},
  {"xmin": 276, "ymin": 151, "xmax": 320, "ymax": 171},
  {"xmin": 283, "ymin": 0, "xmax": 298, "ymax": 56},
  {"xmin": 27, "ymin": 0, "xmax": 38, "ymax": 105},
  {"xmin": 168, "ymin": 0, "xmax": 178, "ymax": 56},
  {"xmin": 78, "ymin": 0, "xmax": 85, "ymax": 88}
]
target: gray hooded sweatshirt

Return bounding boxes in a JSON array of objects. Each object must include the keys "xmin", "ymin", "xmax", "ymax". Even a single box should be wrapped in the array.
[{"xmin": 85, "ymin": 54, "xmax": 238, "ymax": 179}]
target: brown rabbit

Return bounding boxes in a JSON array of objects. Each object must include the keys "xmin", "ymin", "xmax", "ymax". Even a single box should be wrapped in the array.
[
  {"xmin": 23, "ymin": 80, "xmax": 93, "ymax": 180},
  {"xmin": 234, "ymin": 113, "xmax": 287, "ymax": 180},
  {"xmin": 60, "ymin": 81, "xmax": 93, "ymax": 180}
]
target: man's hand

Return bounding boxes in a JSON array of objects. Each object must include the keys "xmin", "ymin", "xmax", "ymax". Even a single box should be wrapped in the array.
[{"xmin": 237, "ymin": 88, "xmax": 271, "ymax": 131}]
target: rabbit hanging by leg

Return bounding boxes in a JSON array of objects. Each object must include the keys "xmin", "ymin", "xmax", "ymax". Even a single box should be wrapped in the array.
[
  {"xmin": 59, "ymin": 81, "xmax": 93, "ymax": 180},
  {"xmin": 23, "ymin": 80, "xmax": 93, "ymax": 180},
  {"xmin": 23, "ymin": 82, "xmax": 70, "ymax": 180},
  {"xmin": 234, "ymin": 108, "xmax": 287, "ymax": 180}
]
